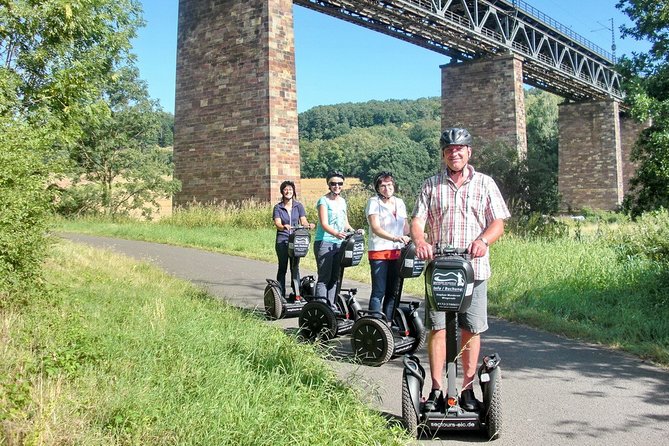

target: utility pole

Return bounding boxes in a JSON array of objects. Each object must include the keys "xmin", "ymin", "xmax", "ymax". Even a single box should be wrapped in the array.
[{"xmin": 593, "ymin": 17, "xmax": 616, "ymax": 63}]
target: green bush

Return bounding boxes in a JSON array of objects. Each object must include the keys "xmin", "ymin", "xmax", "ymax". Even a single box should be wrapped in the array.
[
  {"xmin": 580, "ymin": 208, "xmax": 631, "ymax": 225},
  {"xmin": 605, "ymin": 208, "xmax": 669, "ymax": 263},
  {"xmin": 0, "ymin": 126, "xmax": 51, "ymax": 305},
  {"xmin": 342, "ymin": 186, "xmax": 372, "ymax": 230},
  {"xmin": 506, "ymin": 212, "xmax": 569, "ymax": 241}
]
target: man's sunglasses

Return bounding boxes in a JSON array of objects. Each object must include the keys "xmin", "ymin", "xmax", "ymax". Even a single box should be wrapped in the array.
[{"xmin": 329, "ymin": 181, "xmax": 344, "ymax": 186}]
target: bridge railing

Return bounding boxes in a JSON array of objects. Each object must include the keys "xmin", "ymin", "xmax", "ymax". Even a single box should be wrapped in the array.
[{"xmin": 507, "ymin": 0, "xmax": 614, "ymax": 61}]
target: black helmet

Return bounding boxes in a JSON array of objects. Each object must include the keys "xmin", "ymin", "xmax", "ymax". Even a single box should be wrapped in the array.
[
  {"xmin": 326, "ymin": 170, "xmax": 345, "ymax": 183},
  {"xmin": 373, "ymin": 171, "xmax": 396, "ymax": 194},
  {"xmin": 440, "ymin": 128, "xmax": 472, "ymax": 148}
]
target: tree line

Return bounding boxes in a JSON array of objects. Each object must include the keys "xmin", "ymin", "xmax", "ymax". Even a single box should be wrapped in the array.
[{"xmin": 298, "ymin": 90, "xmax": 560, "ymax": 215}]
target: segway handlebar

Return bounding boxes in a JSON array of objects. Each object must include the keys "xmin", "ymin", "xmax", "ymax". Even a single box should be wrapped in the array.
[
  {"xmin": 284, "ymin": 223, "xmax": 315, "ymax": 232},
  {"xmin": 433, "ymin": 245, "xmax": 471, "ymax": 260},
  {"xmin": 342, "ymin": 228, "xmax": 365, "ymax": 237}
]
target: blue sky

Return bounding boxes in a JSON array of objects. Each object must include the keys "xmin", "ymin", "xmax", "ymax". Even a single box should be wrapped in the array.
[{"xmin": 132, "ymin": 1, "xmax": 650, "ymax": 114}]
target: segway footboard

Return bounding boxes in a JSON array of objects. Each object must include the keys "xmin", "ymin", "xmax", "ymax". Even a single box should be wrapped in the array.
[
  {"xmin": 264, "ymin": 279, "xmax": 305, "ymax": 319},
  {"xmin": 393, "ymin": 305, "xmax": 426, "ymax": 355}
]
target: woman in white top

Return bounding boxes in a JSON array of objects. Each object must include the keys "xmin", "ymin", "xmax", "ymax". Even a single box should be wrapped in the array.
[{"xmin": 366, "ymin": 172, "xmax": 410, "ymax": 322}]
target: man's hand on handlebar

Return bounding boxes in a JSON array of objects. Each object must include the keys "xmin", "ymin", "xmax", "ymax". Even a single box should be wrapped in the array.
[
  {"xmin": 468, "ymin": 239, "xmax": 488, "ymax": 258},
  {"xmin": 415, "ymin": 240, "xmax": 434, "ymax": 260}
]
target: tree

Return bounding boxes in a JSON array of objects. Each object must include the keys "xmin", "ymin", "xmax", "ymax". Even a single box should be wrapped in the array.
[
  {"xmin": 61, "ymin": 67, "xmax": 180, "ymax": 218},
  {"xmin": 617, "ymin": 0, "xmax": 669, "ymax": 216},
  {"xmin": 152, "ymin": 110, "xmax": 175, "ymax": 147},
  {"xmin": 525, "ymin": 89, "xmax": 561, "ymax": 214},
  {"xmin": 358, "ymin": 140, "xmax": 433, "ymax": 202},
  {"xmin": 0, "ymin": 0, "xmax": 145, "ymax": 301},
  {"xmin": 298, "ymin": 98, "xmax": 440, "ymax": 141},
  {"xmin": 1, "ymin": 0, "xmax": 144, "ymax": 117}
]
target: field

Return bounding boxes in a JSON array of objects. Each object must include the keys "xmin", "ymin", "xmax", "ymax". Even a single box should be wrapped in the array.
[{"xmin": 155, "ymin": 178, "xmax": 362, "ymax": 220}]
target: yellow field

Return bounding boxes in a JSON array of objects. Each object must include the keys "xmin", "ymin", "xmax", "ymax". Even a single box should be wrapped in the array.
[
  {"xmin": 298, "ymin": 177, "xmax": 361, "ymax": 205},
  {"xmin": 155, "ymin": 178, "xmax": 361, "ymax": 219}
]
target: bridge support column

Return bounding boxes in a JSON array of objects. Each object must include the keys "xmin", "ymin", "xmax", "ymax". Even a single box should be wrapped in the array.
[
  {"xmin": 174, "ymin": 0, "xmax": 300, "ymax": 206},
  {"xmin": 620, "ymin": 115, "xmax": 651, "ymax": 196},
  {"xmin": 558, "ymin": 100, "xmax": 623, "ymax": 211},
  {"xmin": 441, "ymin": 54, "xmax": 527, "ymax": 158}
]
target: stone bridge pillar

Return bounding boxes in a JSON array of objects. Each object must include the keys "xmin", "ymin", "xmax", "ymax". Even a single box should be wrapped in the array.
[
  {"xmin": 620, "ymin": 115, "xmax": 651, "ymax": 196},
  {"xmin": 558, "ymin": 100, "xmax": 623, "ymax": 211},
  {"xmin": 441, "ymin": 54, "xmax": 527, "ymax": 158},
  {"xmin": 174, "ymin": 0, "xmax": 300, "ymax": 206}
]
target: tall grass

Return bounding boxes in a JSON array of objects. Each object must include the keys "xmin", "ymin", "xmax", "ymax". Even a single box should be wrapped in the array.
[
  {"xmin": 490, "ymin": 236, "xmax": 669, "ymax": 363},
  {"xmin": 164, "ymin": 200, "xmax": 275, "ymax": 230},
  {"xmin": 1, "ymin": 242, "xmax": 409, "ymax": 445}
]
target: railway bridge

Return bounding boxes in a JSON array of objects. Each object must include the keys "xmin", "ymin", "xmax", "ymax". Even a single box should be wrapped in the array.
[{"xmin": 174, "ymin": 0, "xmax": 646, "ymax": 211}]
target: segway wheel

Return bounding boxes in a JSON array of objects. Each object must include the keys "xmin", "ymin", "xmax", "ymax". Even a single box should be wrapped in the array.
[
  {"xmin": 401, "ymin": 374, "xmax": 420, "ymax": 438},
  {"xmin": 350, "ymin": 318, "xmax": 394, "ymax": 366},
  {"xmin": 483, "ymin": 370, "xmax": 502, "ymax": 440},
  {"xmin": 298, "ymin": 301, "xmax": 338, "ymax": 341},
  {"xmin": 263, "ymin": 283, "xmax": 285, "ymax": 320}
]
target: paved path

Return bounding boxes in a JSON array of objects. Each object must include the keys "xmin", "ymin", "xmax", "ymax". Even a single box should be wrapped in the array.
[{"xmin": 61, "ymin": 233, "xmax": 669, "ymax": 445}]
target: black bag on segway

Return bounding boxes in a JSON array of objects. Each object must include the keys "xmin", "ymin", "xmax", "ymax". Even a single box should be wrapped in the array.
[
  {"xmin": 399, "ymin": 242, "xmax": 426, "ymax": 278},
  {"xmin": 288, "ymin": 228, "xmax": 310, "ymax": 258},
  {"xmin": 425, "ymin": 254, "xmax": 475, "ymax": 312},
  {"xmin": 340, "ymin": 232, "xmax": 365, "ymax": 267}
]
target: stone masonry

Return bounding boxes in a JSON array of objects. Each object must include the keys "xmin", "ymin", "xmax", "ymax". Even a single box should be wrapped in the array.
[
  {"xmin": 558, "ymin": 100, "xmax": 623, "ymax": 211},
  {"xmin": 619, "ymin": 115, "xmax": 650, "ymax": 196},
  {"xmin": 174, "ymin": 0, "xmax": 300, "ymax": 206},
  {"xmin": 441, "ymin": 54, "xmax": 527, "ymax": 158}
]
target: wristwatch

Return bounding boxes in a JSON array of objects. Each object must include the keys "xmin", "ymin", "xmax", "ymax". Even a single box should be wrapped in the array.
[{"xmin": 477, "ymin": 236, "xmax": 489, "ymax": 247}]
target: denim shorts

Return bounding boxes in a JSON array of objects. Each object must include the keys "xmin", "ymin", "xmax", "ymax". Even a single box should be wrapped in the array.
[{"xmin": 425, "ymin": 280, "xmax": 488, "ymax": 334}]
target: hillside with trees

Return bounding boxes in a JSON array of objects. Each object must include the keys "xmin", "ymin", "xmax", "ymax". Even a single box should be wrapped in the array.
[{"xmin": 299, "ymin": 90, "xmax": 561, "ymax": 215}]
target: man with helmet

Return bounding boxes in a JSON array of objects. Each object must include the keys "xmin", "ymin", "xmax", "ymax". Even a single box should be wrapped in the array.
[
  {"xmin": 365, "ymin": 172, "xmax": 411, "ymax": 322},
  {"xmin": 411, "ymin": 127, "xmax": 510, "ymax": 412},
  {"xmin": 314, "ymin": 170, "xmax": 358, "ymax": 308}
]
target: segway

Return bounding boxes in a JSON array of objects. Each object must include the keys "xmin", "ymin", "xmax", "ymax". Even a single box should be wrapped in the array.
[
  {"xmin": 350, "ymin": 241, "xmax": 427, "ymax": 366},
  {"xmin": 264, "ymin": 226, "xmax": 315, "ymax": 320},
  {"xmin": 298, "ymin": 231, "xmax": 364, "ymax": 341},
  {"xmin": 401, "ymin": 247, "xmax": 502, "ymax": 440}
]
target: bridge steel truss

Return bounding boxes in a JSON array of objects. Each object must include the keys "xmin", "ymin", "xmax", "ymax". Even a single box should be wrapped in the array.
[{"xmin": 293, "ymin": 0, "xmax": 623, "ymax": 102}]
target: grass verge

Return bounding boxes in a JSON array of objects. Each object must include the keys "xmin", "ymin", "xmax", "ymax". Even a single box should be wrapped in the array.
[{"xmin": 1, "ymin": 241, "xmax": 409, "ymax": 445}]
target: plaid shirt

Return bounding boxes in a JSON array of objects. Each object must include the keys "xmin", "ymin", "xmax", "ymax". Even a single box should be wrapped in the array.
[{"xmin": 412, "ymin": 165, "xmax": 510, "ymax": 280}]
